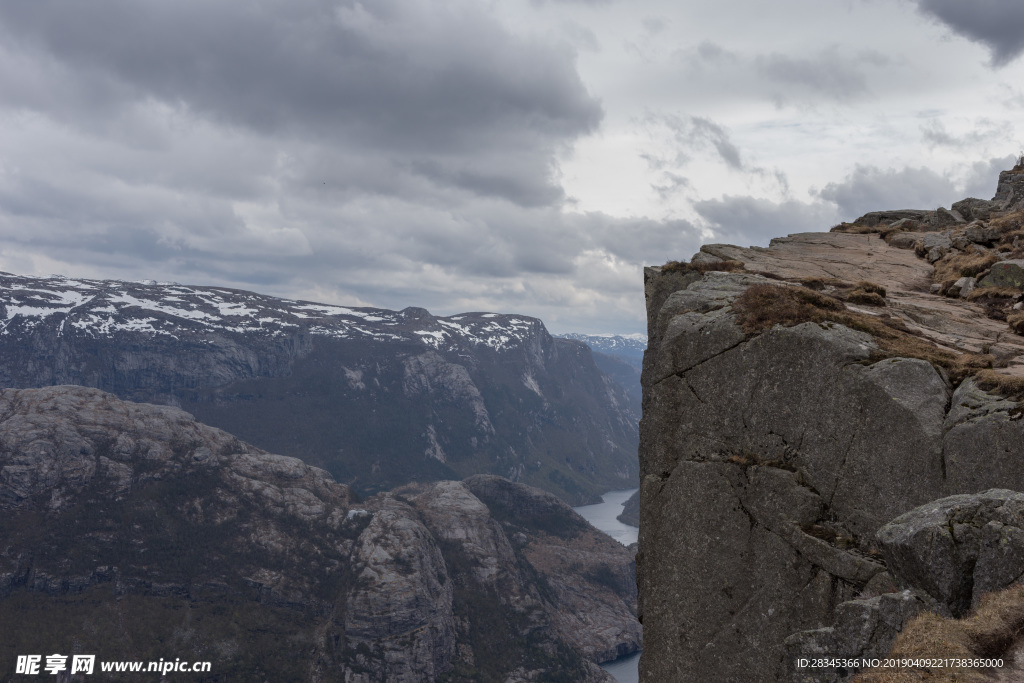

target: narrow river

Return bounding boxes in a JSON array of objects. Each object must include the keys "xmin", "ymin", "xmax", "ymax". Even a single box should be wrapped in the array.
[{"xmin": 572, "ymin": 489, "xmax": 640, "ymax": 683}]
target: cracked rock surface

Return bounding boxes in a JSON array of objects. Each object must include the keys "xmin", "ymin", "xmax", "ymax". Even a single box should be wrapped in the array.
[{"xmin": 638, "ymin": 235, "xmax": 1024, "ymax": 682}]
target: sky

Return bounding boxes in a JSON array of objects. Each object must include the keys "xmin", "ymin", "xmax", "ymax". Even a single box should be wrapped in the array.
[{"xmin": 0, "ymin": 0, "xmax": 1022, "ymax": 335}]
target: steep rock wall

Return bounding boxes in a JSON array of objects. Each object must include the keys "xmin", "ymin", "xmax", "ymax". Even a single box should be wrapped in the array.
[{"xmin": 638, "ymin": 235, "xmax": 1024, "ymax": 681}]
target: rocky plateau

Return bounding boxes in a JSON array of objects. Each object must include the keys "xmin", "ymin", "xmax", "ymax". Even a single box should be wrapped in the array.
[{"xmin": 638, "ymin": 163, "xmax": 1024, "ymax": 681}]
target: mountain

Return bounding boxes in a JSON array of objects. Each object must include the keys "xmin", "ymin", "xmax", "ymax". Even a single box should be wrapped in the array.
[
  {"xmin": 0, "ymin": 274, "xmax": 638, "ymax": 504},
  {"xmin": 0, "ymin": 385, "xmax": 640, "ymax": 682},
  {"xmin": 557, "ymin": 334, "xmax": 646, "ymax": 369},
  {"xmin": 557, "ymin": 333, "xmax": 645, "ymax": 405},
  {"xmin": 637, "ymin": 163, "xmax": 1024, "ymax": 681}
]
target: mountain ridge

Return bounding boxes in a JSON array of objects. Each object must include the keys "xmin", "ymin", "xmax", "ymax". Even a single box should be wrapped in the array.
[{"xmin": 0, "ymin": 273, "xmax": 639, "ymax": 504}]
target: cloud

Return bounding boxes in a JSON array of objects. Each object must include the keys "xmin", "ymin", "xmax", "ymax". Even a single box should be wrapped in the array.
[
  {"xmin": 959, "ymin": 155, "xmax": 1019, "ymax": 199},
  {"xmin": 920, "ymin": 118, "xmax": 1007, "ymax": 150},
  {"xmin": 0, "ymin": 0, "xmax": 601, "ymax": 208},
  {"xmin": 639, "ymin": 113, "xmax": 743, "ymax": 171},
  {"xmin": 694, "ymin": 196, "xmax": 839, "ymax": 247},
  {"xmin": 677, "ymin": 42, "xmax": 890, "ymax": 106},
  {"xmin": 913, "ymin": 0, "xmax": 1024, "ymax": 67},
  {"xmin": 816, "ymin": 165, "xmax": 960, "ymax": 220},
  {"xmin": 754, "ymin": 48, "xmax": 880, "ymax": 101}
]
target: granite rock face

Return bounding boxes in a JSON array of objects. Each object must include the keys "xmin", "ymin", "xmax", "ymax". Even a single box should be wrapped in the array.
[
  {"xmin": 877, "ymin": 489, "xmax": 1024, "ymax": 617},
  {"xmin": 786, "ymin": 490, "xmax": 1024, "ymax": 681},
  {"xmin": 0, "ymin": 274, "xmax": 639, "ymax": 504},
  {"xmin": 639, "ymin": 235, "xmax": 1024, "ymax": 681},
  {"xmin": 0, "ymin": 386, "xmax": 638, "ymax": 682}
]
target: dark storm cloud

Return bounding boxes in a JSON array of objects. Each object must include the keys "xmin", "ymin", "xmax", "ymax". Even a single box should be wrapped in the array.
[
  {"xmin": 816, "ymin": 165, "xmax": 959, "ymax": 220},
  {"xmin": 694, "ymin": 196, "xmax": 838, "ymax": 246},
  {"xmin": 914, "ymin": 0, "xmax": 1024, "ymax": 67},
  {"xmin": 0, "ymin": 0, "xmax": 601, "ymax": 207}
]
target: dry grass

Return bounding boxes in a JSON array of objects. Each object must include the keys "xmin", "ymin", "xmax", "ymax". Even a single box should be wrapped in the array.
[
  {"xmin": 991, "ymin": 209, "xmax": 1024, "ymax": 235},
  {"xmin": 966, "ymin": 287, "xmax": 1022, "ymax": 302},
  {"xmin": 974, "ymin": 369, "xmax": 1024, "ymax": 401},
  {"xmin": 848, "ymin": 290, "xmax": 887, "ymax": 306},
  {"xmin": 796, "ymin": 278, "xmax": 888, "ymax": 306},
  {"xmin": 732, "ymin": 284, "xmax": 991, "ymax": 383},
  {"xmin": 832, "ymin": 222, "xmax": 876, "ymax": 234},
  {"xmin": 854, "ymin": 584, "xmax": 1024, "ymax": 682},
  {"xmin": 933, "ymin": 252, "xmax": 1000, "ymax": 283},
  {"xmin": 661, "ymin": 259, "xmax": 745, "ymax": 274},
  {"xmin": 732, "ymin": 283, "xmax": 845, "ymax": 333},
  {"xmin": 800, "ymin": 276, "xmax": 853, "ymax": 290},
  {"xmin": 1008, "ymin": 311, "xmax": 1024, "ymax": 335},
  {"xmin": 855, "ymin": 281, "xmax": 888, "ymax": 296},
  {"xmin": 847, "ymin": 281, "xmax": 888, "ymax": 307}
]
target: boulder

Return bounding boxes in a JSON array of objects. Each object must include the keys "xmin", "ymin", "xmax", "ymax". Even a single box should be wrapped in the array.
[
  {"xmin": 785, "ymin": 590, "xmax": 927, "ymax": 683},
  {"xmin": 952, "ymin": 197, "xmax": 1000, "ymax": 222},
  {"xmin": 851, "ymin": 210, "xmax": 932, "ymax": 227},
  {"xmin": 951, "ymin": 276, "xmax": 977, "ymax": 299},
  {"xmin": 963, "ymin": 221, "xmax": 1001, "ymax": 245},
  {"xmin": 786, "ymin": 490, "xmax": 1024, "ymax": 681},
  {"xmin": 690, "ymin": 250, "xmax": 724, "ymax": 265},
  {"xmin": 979, "ymin": 259, "xmax": 1024, "ymax": 288},
  {"xmin": 877, "ymin": 489, "xmax": 1024, "ymax": 617},
  {"xmin": 927, "ymin": 206, "xmax": 965, "ymax": 228}
]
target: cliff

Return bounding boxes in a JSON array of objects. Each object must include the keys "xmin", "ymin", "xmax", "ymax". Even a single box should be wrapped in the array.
[
  {"xmin": 0, "ymin": 275, "xmax": 639, "ymax": 504},
  {"xmin": 0, "ymin": 386, "xmax": 640, "ymax": 682},
  {"xmin": 637, "ymin": 165, "xmax": 1024, "ymax": 681}
]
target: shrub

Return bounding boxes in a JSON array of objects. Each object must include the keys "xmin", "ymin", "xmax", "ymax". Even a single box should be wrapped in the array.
[
  {"xmin": 731, "ymin": 284, "xmax": 843, "ymax": 333},
  {"xmin": 732, "ymin": 283, "xmax": 993, "ymax": 384},
  {"xmin": 1008, "ymin": 311, "xmax": 1024, "ymax": 335},
  {"xmin": 854, "ymin": 583, "xmax": 1024, "ymax": 682},
  {"xmin": 966, "ymin": 287, "xmax": 1021, "ymax": 302},
  {"xmin": 932, "ymin": 252, "xmax": 1000, "ymax": 283},
  {"xmin": 661, "ymin": 259, "xmax": 745, "ymax": 274}
]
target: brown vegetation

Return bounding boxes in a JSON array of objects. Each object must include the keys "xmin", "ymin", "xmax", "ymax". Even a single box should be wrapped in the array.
[
  {"xmin": 974, "ymin": 369, "xmax": 1024, "ymax": 401},
  {"xmin": 661, "ymin": 259, "xmax": 745, "ymax": 274},
  {"xmin": 932, "ymin": 252, "xmax": 1000, "ymax": 283},
  {"xmin": 732, "ymin": 284, "xmax": 992, "ymax": 383},
  {"xmin": 1008, "ymin": 311, "xmax": 1024, "ymax": 336},
  {"xmin": 854, "ymin": 583, "xmax": 1024, "ymax": 682},
  {"xmin": 965, "ymin": 287, "xmax": 1021, "ymax": 302},
  {"xmin": 847, "ymin": 281, "xmax": 888, "ymax": 307}
]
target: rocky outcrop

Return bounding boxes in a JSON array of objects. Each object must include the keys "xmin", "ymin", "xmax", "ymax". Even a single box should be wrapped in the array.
[
  {"xmin": 877, "ymin": 489, "xmax": 1024, "ymax": 617},
  {"xmin": 0, "ymin": 274, "xmax": 639, "ymax": 504},
  {"xmin": 638, "ymin": 169, "xmax": 1024, "ymax": 681},
  {"xmin": 0, "ymin": 386, "xmax": 638, "ymax": 682},
  {"xmin": 617, "ymin": 490, "xmax": 640, "ymax": 527},
  {"xmin": 787, "ymin": 490, "xmax": 1024, "ymax": 681}
]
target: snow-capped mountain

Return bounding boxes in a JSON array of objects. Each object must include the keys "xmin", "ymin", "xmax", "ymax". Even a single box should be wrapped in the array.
[
  {"xmin": 1, "ymin": 273, "xmax": 541, "ymax": 351},
  {"xmin": 0, "ymin": 273, "xmax": 638, "ymax": 503},
  {"xmin": 557, "ymin": 333, "xmax": 646, "ymax": 368}
]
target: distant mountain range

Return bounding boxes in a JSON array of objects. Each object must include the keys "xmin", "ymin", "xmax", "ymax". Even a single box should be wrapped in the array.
[
  {"xmin": 557, "ymin": 333, "xmax": 646, "ymax": 405},
  {"xmin": 557, "ymin": 333, "xmax": 646, "ymax": 369},
  {"xmin": 0, "ymin": 273, "xmax": 638, "ymax": 504}
]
